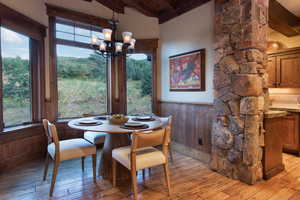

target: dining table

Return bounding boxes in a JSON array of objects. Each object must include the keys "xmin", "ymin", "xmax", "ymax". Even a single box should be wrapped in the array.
[{"xmin": 68, "ymin": 116, "xmax": 163, "ymax": 181}]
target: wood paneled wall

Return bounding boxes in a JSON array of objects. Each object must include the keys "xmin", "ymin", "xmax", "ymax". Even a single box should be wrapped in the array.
[
  {"xmin": 0, "ymin": 122, "xmax": 83, "ymax": 172},
  {"xmin": 159, "ymin": 101, "xmax": 214, "ymax": 155},
  {"xmin": 0, "ymin": 125, "xmax": 46, "ymax": 171}
]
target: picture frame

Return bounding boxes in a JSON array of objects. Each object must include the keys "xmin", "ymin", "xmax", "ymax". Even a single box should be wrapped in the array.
[{"xmin": 169, "ymin": 49, "xmax": 205, "ymax": 91}]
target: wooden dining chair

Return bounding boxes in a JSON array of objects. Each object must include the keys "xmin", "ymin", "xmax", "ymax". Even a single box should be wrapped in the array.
[
  {"xmin": 42, "ymin": 119, "xmax": 97, "ymax": 196},
  {"xmin": 112, "ymin": 128, "xmax": 171, "ymax": 200},
  {"xmin": 82, "ymin": 114, "xmax": 107, "ymax": 146},
  {"xmin": 159, "ymin": 116, "xmax": 173, "ymax": 162}
]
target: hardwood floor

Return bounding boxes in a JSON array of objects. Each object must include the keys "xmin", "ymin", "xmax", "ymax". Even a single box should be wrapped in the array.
[{"xmin": 1, "ymin": 152, "xmax": 300, "ymax": 200}]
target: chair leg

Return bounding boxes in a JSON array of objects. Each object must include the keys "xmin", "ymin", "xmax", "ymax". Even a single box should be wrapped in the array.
[
  {"xmin": 169, "ymin": 144, "xmax": 174, "ymax": 163},
  {"xmin": 92, "ymin": 154, "xmax": 97, "ymax": 183},
  {"xmin": 43, "ymin": 153, "xmax": 50, "ymax": 181},
  {"xmin": 81, "ymin": 157, "xmax": 85, "ymax": 172},
  {"xmin": 131, "ymin": 169, "xmax": 138, "ymax": 200},
  {"xmin": 163, "ymin": 163, "xmax": 171, "ymax": 196},
  {"xmin": 112, "ymin": 158, "xmax": 117, "ymax": 187},
  {"xmin": 49, "ymin": 159, "xmax": 59, "ymax": 197}
]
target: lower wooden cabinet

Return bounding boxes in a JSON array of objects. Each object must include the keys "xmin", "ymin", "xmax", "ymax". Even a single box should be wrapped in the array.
[
  {"xmin": 263, "ymin": 117, "xmax": 285, "ymax": 179},
  {"xmin": 281, "ymin": 113, "xmax": 300, "ymax": 155}
]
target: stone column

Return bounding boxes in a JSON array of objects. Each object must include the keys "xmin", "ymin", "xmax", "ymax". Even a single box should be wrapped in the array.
[{"xmin": 211, "ymin": 0, "xmax": 269, "ymax": 184}]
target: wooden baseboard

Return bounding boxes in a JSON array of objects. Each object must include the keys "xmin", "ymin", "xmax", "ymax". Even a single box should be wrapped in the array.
[{"xmin": 172, "ymin": 142, "xmax": 211, "ymax": 164}]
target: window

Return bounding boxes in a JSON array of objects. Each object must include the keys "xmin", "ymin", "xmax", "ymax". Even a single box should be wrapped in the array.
[
  {"xmin": 126, "ymin": 53, "xmax": 152, "ymax": 114},
  {"xmin": 55, "ymin": 18, "xmax": 104, "ymax": 44},
  {"xmin": 57, "ymin": 45, "xmax": 107, "ymax": 118},
  {"xmin": 1, "ymin": 27, "xmax": 32, "ymax": 127},
  {"xmin": 54, "ymin": 18, "xmax": 108, "ymax": 118}
]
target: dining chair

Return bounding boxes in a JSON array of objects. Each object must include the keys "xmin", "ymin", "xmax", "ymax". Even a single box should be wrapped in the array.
[
  {"xmin": 159, "ymin": 116, "xmax": 173, "ymax": 162},
  {"xmin": 82, "ymin": 114, "xmax": 107, "ymax": 146},
  {"xmin": 42, "ymin": 119, "xmax": 97, "ymax": 196},
  {"xmin": 112, "ymin": 128, "xmax": 171, "ymax": 200}
]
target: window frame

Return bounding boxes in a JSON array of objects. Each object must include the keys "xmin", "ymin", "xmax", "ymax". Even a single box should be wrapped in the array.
[
  {"xmin": 124, "ymin": 39, "xmax": 159, "ymax": 115},
  {"xmin": 0, "ymin": 3, "xmax": 46, "ymax": 131},
  {"xmin": 48, "ymin": 11, "xmax": 111, "ymax": 120}
]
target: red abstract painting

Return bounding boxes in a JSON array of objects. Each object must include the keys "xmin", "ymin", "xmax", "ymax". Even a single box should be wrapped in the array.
[{"xmin": 169, "ymin": 49, "xmax": 205, "ymax": 91}]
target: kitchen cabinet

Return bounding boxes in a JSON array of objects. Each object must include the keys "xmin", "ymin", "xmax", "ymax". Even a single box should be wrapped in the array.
[
  {"xmin": 281, "ymin": 113, "xmax": 300, "ymax": 155},
  {"xmin": 267, "ymin": 56, "xmax": 277, "ymax": 87},
  {"xmin": 263, "ymin": 114, "xmax": 285, "ymax": 179},
  {"xmin": 267, "ymin": 47, "xmax": 300, "ymax": 88}
]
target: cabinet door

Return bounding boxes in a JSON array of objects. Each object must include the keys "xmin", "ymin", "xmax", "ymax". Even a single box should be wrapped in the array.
[
  {"xmin": 281, "ymin": 113, "xmax": 299, "ymax": 152},
  {"xmin": 267, "ymin": 56, "xmax": 277, "ymax": 88},
  {"xmin": 277, "ymin": 53, "xmax": 300, "ymax": 88}
]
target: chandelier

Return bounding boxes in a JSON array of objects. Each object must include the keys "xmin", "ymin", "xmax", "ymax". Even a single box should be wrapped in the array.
[{"xmin": 90, "ymin": 11, "xmax": 136, "ymax": 58}]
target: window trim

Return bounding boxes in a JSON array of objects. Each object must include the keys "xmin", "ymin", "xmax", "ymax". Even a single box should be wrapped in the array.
[{"xmin": 0, "ymin": 4, "xmax": 46, "ymax": 131}]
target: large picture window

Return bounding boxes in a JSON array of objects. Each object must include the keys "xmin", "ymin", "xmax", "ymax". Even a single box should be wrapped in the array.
[
  {"xmin": 57, "ymin": 45, "xmax": 107, "ymax": 118},
  {"xmin": 1, "ymin": 27, "xmax": 32, "ymax": 127},
  {"xmin": 54, "ymin": 18, "xmax": 108, "ymax": 118}
]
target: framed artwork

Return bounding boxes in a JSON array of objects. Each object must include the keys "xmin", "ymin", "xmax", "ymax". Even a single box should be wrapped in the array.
[{"xmin": 169, "ymin": 49, "xmax": 205, "ymax": 91}]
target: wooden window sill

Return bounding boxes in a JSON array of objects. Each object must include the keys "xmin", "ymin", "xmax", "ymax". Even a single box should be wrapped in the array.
[
  {"xmin": 0, "ymin": 123, "xmax": 44, "ymax": 144},
  {"xmin": 2, "ymin": 123, "xmax": 43, "ymax": 134}
]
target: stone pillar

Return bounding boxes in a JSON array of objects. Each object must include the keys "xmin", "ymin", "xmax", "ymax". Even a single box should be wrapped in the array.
[{"xmin": 211, "ymin": 0, "xmax": 269, "ymax": 184}]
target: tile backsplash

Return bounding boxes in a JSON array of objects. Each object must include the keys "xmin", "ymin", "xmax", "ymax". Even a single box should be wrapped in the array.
[{"xmin": 269, "ymin": 88, "xmax": 300, "ymax": 105}]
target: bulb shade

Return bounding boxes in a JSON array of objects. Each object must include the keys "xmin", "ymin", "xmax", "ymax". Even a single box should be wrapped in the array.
[
  {"xmin": 99, "ymin": 41, "xmax": 106, "ymax": 51},
  {"xmin": 122, "ymin": 32, "xmax": 132, "ymax": 44},
  {"xmin": 91, "ymin": 35, "xmax": 98, "ymax": 45},
  {"xmin": 115, "ymin": 42, "xmax": 123, "ymax": 53},
  {"xmin": 102, "ymin": 29, "xmax": 112, "ymax": 41},
  {"xmin": 129, "ymin": 38, "xmax": 136, "ymax": 49}
]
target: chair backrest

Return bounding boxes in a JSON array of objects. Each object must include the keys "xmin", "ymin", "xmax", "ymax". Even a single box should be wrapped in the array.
[
  {"xmin": 160, "ymin": 116, "xmax": 172, "ymax": 128},
  {"xmin": 130, "ymin": 128, "xmax": 170, "ymax": 169},
  {"xmin": 132, "ymin": 128, "xmax": 167, "ymax": 149},
  {"xmin": 159, "ymin": 116, "xmax": 172, "ymax": 143},
  {"xmin": 42, "ymin": 119, "xmax": 60, "ymax": 155}
]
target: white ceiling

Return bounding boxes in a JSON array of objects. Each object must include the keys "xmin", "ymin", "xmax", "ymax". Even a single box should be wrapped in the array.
[{"xmin": 277, "ymin": 0, "xmax": 300, "ymax": 17}]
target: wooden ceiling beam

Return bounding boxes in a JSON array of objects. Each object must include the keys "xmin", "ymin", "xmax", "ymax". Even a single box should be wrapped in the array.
[
  {"xmin": 95, "ymin": 0, "xmax": 125, "ymax": 13},
  {"xmin": 269, "ymin": 0, "xmax": 300, "ymax": 37},
  {"xmin": 121, "ymin": 0, "xmax": 158, "ymax": 17},
  {"xmin": 158, "ymin": 0, "xmax": 210, "ymax": 24},
  {"xmin": 160, "ymin": 0, "xmax": 177, "ymax": 10}
]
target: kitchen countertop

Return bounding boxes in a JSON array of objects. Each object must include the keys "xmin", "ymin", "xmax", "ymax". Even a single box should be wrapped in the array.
[
  {"xmin": 264, "ymin": 110, "xmax": 288, "ymax": 119},
  {"xmin": 269, "ymin": 104, "xmax": 300, "ymax": 113}
]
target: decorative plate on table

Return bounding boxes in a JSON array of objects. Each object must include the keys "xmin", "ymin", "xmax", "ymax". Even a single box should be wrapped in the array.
[
  {"xmin": 124, "ymin": 122, "xmax": 145, "ymax": 127},
  {"xmin": 121, "ymin": 122, "xmax": 149, "ymax": 130},
  {"xmin": 75, "ymin": 119, "xmax": 102, "ymax": 126},
  {"xmin": 132, "ymin": 116, "xmax": 156, "ymax": 122}
]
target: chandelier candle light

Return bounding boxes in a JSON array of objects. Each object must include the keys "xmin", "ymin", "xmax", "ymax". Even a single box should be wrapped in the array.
[{"xmin": 90, "ymin": 14, "xmax": 136, "ymax": 58}]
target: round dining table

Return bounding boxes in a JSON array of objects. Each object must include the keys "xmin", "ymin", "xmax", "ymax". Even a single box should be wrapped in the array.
[{"xmin": 68, "ymin": 116, "xmax": 163, "ymax": 181}]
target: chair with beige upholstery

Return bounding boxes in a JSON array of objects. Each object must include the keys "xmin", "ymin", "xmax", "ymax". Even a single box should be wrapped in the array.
[
  {"xmin": 82, "ymin": 114, "xmax": 107, "ymax": 145},
  {"xmin": 159, "ymin": 116, "xmax": 173, "ymax": 162},
  {"xmin": 42, "ymin": 119, "xmax": 97, "ymax": 196},
  {"xmin": 112, "ymin": 128, "xmax": 171, "ymax": 200}
]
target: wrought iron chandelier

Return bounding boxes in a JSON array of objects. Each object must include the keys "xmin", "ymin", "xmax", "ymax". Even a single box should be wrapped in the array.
[{"xmin": 90, "ymin": 10, "xmax": 136, "ymax": 58}]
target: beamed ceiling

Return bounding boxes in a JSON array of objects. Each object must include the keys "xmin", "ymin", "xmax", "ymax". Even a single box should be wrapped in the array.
[
  {"xmin": 83, "ymin": 0, "xmax": 210, "ymax": 24},
  {"xmin": 83, "ymin": 0, "xmax": 300, "ymax": 36}
]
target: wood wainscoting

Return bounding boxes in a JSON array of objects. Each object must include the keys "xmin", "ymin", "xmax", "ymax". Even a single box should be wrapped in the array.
[
  {"xmin": 159, "ymin": 101, "xmax": 214, "ymax": 163},
  {"xmin": 0, "ymin": 125, "xmax": 46, "ymax": 171},
  {"xmin": 0, "ymin": 122, "xmax": 84, "ymax": 172}
]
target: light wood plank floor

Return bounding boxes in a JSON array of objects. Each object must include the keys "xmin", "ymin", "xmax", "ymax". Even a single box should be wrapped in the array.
[{"xmin": 1, "ymin": 152, "xmax": 300, "ymax": 200}]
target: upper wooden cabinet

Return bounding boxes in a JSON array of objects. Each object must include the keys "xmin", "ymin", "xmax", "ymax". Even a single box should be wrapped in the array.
[
  {"xmin": 268, "ymin": 48, "xmax": 300, "ymax": 88},
  {"xmin": 267, "ymin": 56, "xmax": 277, "ymax": 87}
]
